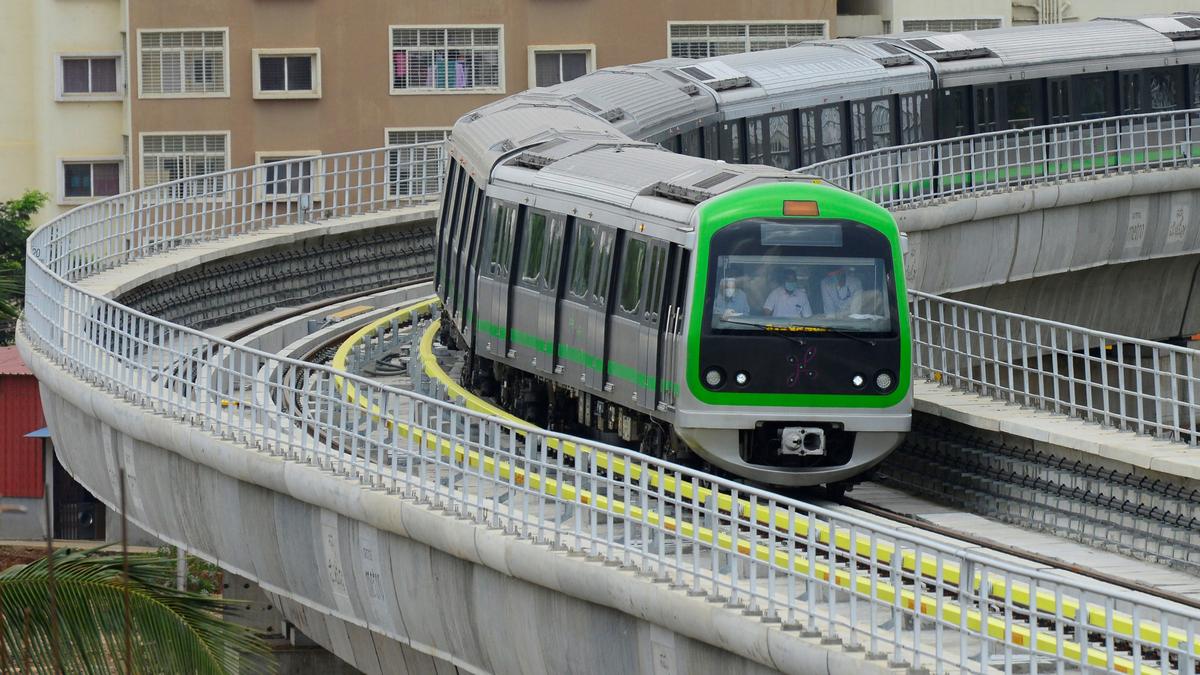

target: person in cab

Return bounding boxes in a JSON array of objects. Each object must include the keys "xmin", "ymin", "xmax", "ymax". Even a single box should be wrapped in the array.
[{"xmin": 763, "ymin": 269, "xmax": 813, "ymax": 319}]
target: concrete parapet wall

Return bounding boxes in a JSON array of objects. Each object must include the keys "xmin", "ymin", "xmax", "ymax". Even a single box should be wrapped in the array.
[
  {"xmin": 19, "ymin": 333, "xmax": 887, "ymax": 675},
  {"xmin": 902, "ymin": 168, "xmax": 1200, "ymax": 298}
]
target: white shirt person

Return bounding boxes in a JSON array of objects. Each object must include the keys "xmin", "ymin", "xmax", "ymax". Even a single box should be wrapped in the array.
[
  {"xmin": 763, "ymin": 273, "xmax": 813, "ymax": 318},
  {"xmin": 821, "ymin": 269, "xmax": 863, "ymax": 317}
]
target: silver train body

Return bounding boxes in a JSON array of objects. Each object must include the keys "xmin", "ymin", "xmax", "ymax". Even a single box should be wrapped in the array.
[{"xmin": 435, "ymin": 14, "xmax": 1200, "ymax": 486}]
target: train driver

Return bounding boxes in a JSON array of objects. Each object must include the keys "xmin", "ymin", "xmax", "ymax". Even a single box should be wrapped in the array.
[
  {"xmin": 714, "ymin": 277, "xmax": 751, "ymax": 323},
  {"xmin": 821, "ymin": 267, "xmax": 863, "ymax": 317},
  {"xmin": 763, "ymin": 269, "xmax": 813, "ymax": 318}
]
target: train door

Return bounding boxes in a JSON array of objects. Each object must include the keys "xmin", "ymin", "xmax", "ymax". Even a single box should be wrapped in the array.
[
  {"xmin": 937, "ymin": 86, "xmax": 972, "ymax": 138},
  {"xmin": 1047, "ymin": 78, "xmax": 1071, "ymax": 125},
  {"xmin": 477, "ymin": 199, "xmax": 518, "ymax": 359},
  {"xmin": 459, "ymin": 188, "xmax": 486, "ymax": 344},
  {"xmin": 509, "ymin": 208, "xmax": 565, "ymax": 375},
  {"xmin": 973, "ymin": 84, "xmax": 998, "ymax": 133},
  {"xmin": 539, "ymin": 216, "xmax": 566, "ymax": 376},
  {"xmin": 446, "ymin": 179, "xmax": 476, "ymax": 320},
  {"xmin": 605, "ymin": 232, "xmax": 652, "ymax": 408},
  {"xmin": 656, "ymin": 249, "xmax": 689, "ymax": 411},
  {"xmin": 435, "ymin": 162, "xmax": 461, "ymax": 299},
  {"xmin": 558, "ymin": 218, "xmax": 599, "ymax": 389},
  {"xmin": 587, "ymin": 226, "xmax": 616, "ymax": 391},
  {"xmin": 637, "ymin": 243, "xmax": 668, "ymax": 410}
]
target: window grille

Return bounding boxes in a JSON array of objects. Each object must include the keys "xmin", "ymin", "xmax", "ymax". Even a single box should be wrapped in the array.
[
  {"xmin": 391, "ymin": 26, "xmax": 502, "ymax": 92},
  {"xmin": 140, "ymin": 30, "xmax": 226, "ymax": 95},
  {"xmin": 668, "ymin": 22, "xmax": 825, "ymax": 59},
  {"xmin": 142, "ymin": 134, "xmax": 228, "ymax": 196},
  {"xmin": 901, "ymin": 18, "xmax": 1002, "ymax": 32}
]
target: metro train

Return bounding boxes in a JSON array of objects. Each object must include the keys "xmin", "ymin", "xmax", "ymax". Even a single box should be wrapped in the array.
[{"xmin": 432, "ymin": 14, "xmax": 1200, "ymax": 487}]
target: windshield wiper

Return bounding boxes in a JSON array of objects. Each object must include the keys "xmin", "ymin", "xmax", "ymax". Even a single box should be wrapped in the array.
[
  {"xmin": 720, "ymin": 315, "xmax": 809, "ymax": 348},
  {"xmin": 722, "ymin": 316, "xmax": 876, "ymax": 347}
]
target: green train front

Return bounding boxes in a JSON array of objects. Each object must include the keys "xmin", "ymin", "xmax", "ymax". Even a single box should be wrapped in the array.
[{"xmin": 676, "ymin": 182, "xmax": 911, "ymax": 487}]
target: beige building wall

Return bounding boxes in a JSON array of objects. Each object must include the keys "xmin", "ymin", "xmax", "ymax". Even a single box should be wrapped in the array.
[
  {"xmin": 127, "ymin": 0, "xmax": 837, "ymax": 186},
  {"xmin": 0, "ymin": 0, "xmax": 125, "ymax": 225},
  {"xmin": 0, "ymin": 1, "xmax": 37, "ymax": 206}
]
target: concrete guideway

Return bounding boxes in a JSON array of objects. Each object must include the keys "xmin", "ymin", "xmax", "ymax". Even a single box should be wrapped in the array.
[{"xmin": 22, "ymin": 107, "xmax": 1200, "ymax": 673}]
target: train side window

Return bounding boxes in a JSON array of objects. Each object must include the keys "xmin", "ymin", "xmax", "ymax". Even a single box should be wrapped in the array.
[
  {"xmin": 899, "ymin": 93, "xmax": 929, "ymax": 144},
  {"xmin": 938, "ymin": 86, "xmax": 971, "ymax": 137},
  {"xmin": 852, "ymin": 98, "xmax": 892, "ymax": 152},
  {"xmin": 1190, "ymin": 66, "xmax": 1200, "ymax": 107},
  {"xmin": 799, "ymin": 109, "xmax": 818, "ymax": 166},
  {"xmin": 1005, "ymin": 81, "xmax": 1041, "ymax": 129},
  {"xmin": 746, "ymin": 117, "xmax": 767, "ymax": 164},
  {"xmin": 643, "ymin": 245, "xmax": 667, "ymax": 323},
  {"xmin": 591, "ymin": 227, "xmax": 615, "ymax": 304},
  {"xmin": 487, "ymin": 200, "xmax": 517, "ymax": 276},
  {"xmin": 819, "ymin": 105, "xmax": 843, "ymax": 160},
  {"xmin": 1120, "ymin": 72, "xmax": 1143, "ymax": 114},
  {"xmin": 1074, "ymin": 74, "xmax": 1114, "ymax": 120},
  {"xmin": 519, "ymin": 210, "xmax": 548, "ymax": 285},
  {"xmin": 618, "ymin": 237, "xmax": 647, "ymax": 315},
  {"xmin": 767, "ymin": 112, "xmax": 794, "ymax": 168},
  {"xmin": 871, "ymin": 98, "xmax": 892, "ymax": 148},
  {"xmin": 543, "ymin": 213, "xmax": 566, "ymax": 291},
  {"xmin": 851, "ymin": 101, "xmax": 868, "ymax": 153},
  {"xmin": 1149, "ymin": 67, "xmax": 1182, "ymax": 111},
  {"xmin": 719, "ymin": 120, "xmax": 744, "ymax": 163},
  {"xmin": 568, "ymin": 219, "xmax": 597, "ymax": 298}
]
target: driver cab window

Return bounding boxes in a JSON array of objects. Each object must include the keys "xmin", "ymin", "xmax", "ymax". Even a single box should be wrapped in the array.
[{"xmin": 708, "ymin": 219, "xmax": 893, "ymax": 334}]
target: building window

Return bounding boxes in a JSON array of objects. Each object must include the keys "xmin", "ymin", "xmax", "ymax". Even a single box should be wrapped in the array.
[
  {"xmin": 386, "ymin": 128, "xmax": 449, "ymax": 196},
  {"xmin": 901, "ymin": 18, "xmax": 1002, "ymax": 32},
  {"xmin": 57, "ymin": 55, "xmax": 121, "ymax": 100},
  {"xmin": 390, "ymin": 25, "xmax": 503, "ymax": 93},
  {"xmin": 252, "ymin": 49, "xmax": 320, "ymax": 99},
  {"xmin": 138, "ymin": 29, "xmax": 228, "ymax": 97},
  {"xmin": 255, "ymin": 152, "xmax": 320, "ymax": 199},
  {"xmin": 667, "ymin": 21, "xmax": 826, "ymax": 59},
  {"xmin": 59, "ymin": 160, "xmax": 121, "ymax": 203},
  {"xmin": 140, "ymin": 133, "xmax": 229, "ymax": 196},
  {"xmin": 528, "ymin": 45, "xmax": 594, "ymax": 87}
]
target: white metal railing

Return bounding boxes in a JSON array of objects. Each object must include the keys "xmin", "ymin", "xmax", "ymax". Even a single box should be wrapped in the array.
[
  {"xmin": 31, "ymin": 143, "xmax": 445, "ymax": 283},
  {"xmin": 910, "ymin": 290, "xmax": 1200, "ymax": 445},
  {"xmin": 804, "ymin": 108, "xmax": 1200, "ymax": 209},
  {"xmin": 21, "ymin": 143, "xmax": 1200, "ymax": 671}
]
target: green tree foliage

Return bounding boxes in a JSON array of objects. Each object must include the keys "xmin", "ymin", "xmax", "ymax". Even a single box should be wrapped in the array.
[
  {"xmin": 0, "ymin": 546, "xmax": 276, "ymax": 674},
  {"xmin": 0, "ymin": 191, "xmax": 47, "ymax": 339}
]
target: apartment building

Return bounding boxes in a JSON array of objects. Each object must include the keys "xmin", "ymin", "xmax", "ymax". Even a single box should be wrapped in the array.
[{"xmin": 2, "ymin": 0, "xmax": 837, "ymax": 224}]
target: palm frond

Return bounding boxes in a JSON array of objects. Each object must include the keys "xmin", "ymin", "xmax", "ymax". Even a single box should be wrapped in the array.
[{"xmin": 1, "ymin": 547, "xmax": 276, "ymax": 674}]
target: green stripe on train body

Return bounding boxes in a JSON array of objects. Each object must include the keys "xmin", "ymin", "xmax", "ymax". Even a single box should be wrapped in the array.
[
  {"xmin": 685, "ymin": 181, "xmax": 912, "ymax": 408},
  {"xmin": 473, "ymin": 317, "xmax": 680, "ymax": 394}
]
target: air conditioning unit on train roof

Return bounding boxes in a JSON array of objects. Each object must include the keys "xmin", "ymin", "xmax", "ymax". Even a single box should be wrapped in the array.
[
  {"xmin": 1110, "ymin": 15, "xmax": 1200, "ymax": 41},
  {"xmin": 674, "ymin": 61, "xmax": 752, "ymax": 92},
  {"xmin": 899, "ymin": 34, "xmax": 993, "ymax": 62}
]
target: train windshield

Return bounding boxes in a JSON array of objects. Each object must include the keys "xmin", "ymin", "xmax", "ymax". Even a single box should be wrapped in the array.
[{"xmin": 706, "ymin": 219, "xmax": 896, "ymax": 335}]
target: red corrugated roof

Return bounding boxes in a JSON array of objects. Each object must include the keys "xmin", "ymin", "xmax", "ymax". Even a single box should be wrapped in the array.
[{"xmin": 0, "ymin": 346, "xmax": 32, "ymax": 376}]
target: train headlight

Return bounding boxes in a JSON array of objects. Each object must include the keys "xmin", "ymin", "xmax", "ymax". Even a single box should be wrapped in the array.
[
  {"xmin": 875, "ymin": 371, "xmax": 895, "ymax": 391},
  {"xmin": 734, "ymin": 371, "xmax": 749, "ymax": 386},
  {"xmin": 851, "ymin": 374, "xmax": 865, "ymax": 388},
  {"xmin": 704, "ymin": 367, "xmax": 725, "ymax": 389}
]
